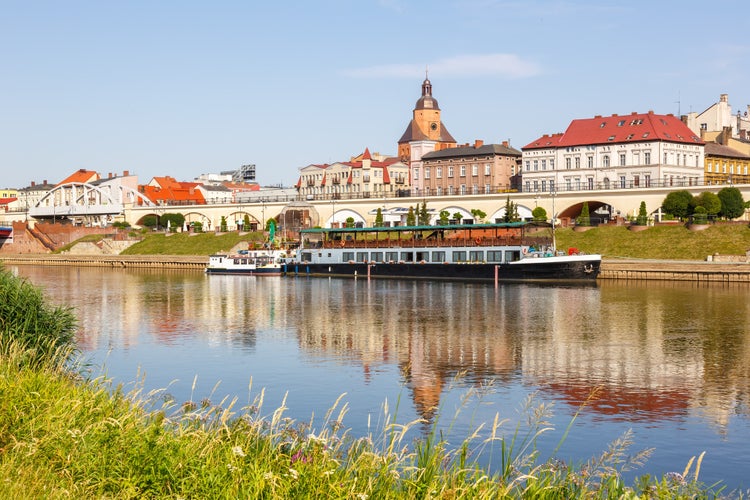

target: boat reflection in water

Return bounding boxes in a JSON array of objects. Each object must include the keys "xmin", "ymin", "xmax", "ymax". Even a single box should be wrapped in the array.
[{"xmin": 8, "ymin": 265, "xmax": 750, "ymax": 490}]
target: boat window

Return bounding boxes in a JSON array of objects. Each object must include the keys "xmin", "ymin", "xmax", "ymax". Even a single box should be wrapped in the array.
[
  {"xmin": 431, "ymin": 251, "xmax": 446, "ymax": 262},
  {"xmin": 342, "ymin": 251, "xmax": 354, "ymax": 262},
  {"xmin": 386, "ymin": 252, "xmax": 398, "ymax": 263},
  {"xmin": 371, "ymin": 252, "xmax": 384, "ymax": 263},
  {"xmin": 415, "ymin": 251, "xmax": 429, "ymax": 262},
  {"xmin": 400, "ymin": 251, "xmax": 413, "ymax": 262},
  {"xmin": 452, "ymin": 251, "xmax": 466, "ymax": 262},
  {"xmin": 486, "ymin": 250, "xmax": 503, "ymax": 262},
  {"xmin": 301, "ymin": 252, "xmax": 312, "ymax": 262},
  {"xmin": 356, "ymin": 252, "xmax": 368, "ymax": 262},
  {"xmin": 505, "ymin": 250, "xmax": 520, "ymax": 262},
  {"xmin": 469, "ymin": 251, "xmax": 484, "ymax": 262}
]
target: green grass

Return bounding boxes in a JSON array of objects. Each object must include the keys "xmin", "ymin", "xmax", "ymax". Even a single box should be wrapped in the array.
[
  {"xmin": 555, "ymin": 223, "xmax": 750, "ymax": 260},
  {"xmin": 119, "ymin": 231, "xmax": 267, "ymax": 256}
]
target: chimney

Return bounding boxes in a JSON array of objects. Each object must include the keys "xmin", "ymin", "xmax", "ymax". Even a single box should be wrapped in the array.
[
  {"xmin": 43, "ymin": 180, "xmax": 47, "ymax": 185},
  {"xmin": 474, "ymin": 139, "xmax": 484, "ymax": 148},
  {"xmin": 108, "ymin": 172, "xmax": 113, "ymax": 178},
  {"xmin": 31, "ymin": 181, "xmax": 35, "ymax": 187},
  {"xmin": 123, "ymin": 170, "xmax": 129, "ymax": 176},
  {"xmin": 502, "ymin": 140, "xmax": 509, "ymax": 148}
]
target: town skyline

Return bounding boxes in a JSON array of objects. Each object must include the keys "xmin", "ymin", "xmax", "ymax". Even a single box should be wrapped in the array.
[{"xmin": 2, "ymin": 1, "xmax": 748, "ymax": 189}]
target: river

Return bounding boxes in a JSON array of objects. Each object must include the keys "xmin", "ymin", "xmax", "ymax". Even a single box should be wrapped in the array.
[{"xmin": 9, "ymin": 265, "xmax": 750, "ymax": 491}]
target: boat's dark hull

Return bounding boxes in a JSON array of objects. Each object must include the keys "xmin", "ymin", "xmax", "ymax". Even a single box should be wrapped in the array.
[
  {"xmin": 205, "ymin": 267, "xmax": 283, "ymax": 276},
  {"xmin": 284, "ymin": 258, "xmax": 600, "ymax": 283}
]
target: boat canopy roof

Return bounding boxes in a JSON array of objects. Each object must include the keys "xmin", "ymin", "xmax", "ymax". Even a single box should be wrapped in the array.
[{"xmin": 300, "ymin": 221, "xmax": 548, "ymax": 236}]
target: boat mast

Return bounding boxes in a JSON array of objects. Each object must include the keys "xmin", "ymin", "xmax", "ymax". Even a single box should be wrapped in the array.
[{"xmin": 551, "ymin": 187, "xmax": 557, "ymax": 252}]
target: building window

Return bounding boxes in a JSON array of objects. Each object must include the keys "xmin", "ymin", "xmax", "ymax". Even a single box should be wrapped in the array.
[
  {"xmin": 620, "ymin": 176, "xmax": 626, "ymax": 188},
  {"xmin": 472, "ymin": 164, "xmax": 478, "ymax": 176},
  {"xmin": 664, "ymin": 152, "xmax": 668, "ymax": 164},
  {"xmin": 550, "ymin": 180, "xmax": 555, "ymax": 192},
  {"xmin": 485, "ymin": 163, "xmax": 491, "ymax": 175},
  {"xmin": 575, "ymin": 157, "xmax": 581, "ymax": 169},
  {"xmin": 460, "ymin": 184, "xmax": 466, "ymax": 194},
  {"xmin": 619, "ymin": 153, "xmax": 626, "ymax": 166},
  {"xmin": 566, "ymin": 179, "xmax": 572, "ymax": 190},
  {"xmin": 603, "ymin": 155, "xmax": 610, "ymax": 168},
  {"xmin": 533, "ymin": 160, "xmax": 539, "ymax": 171},
  {"xmin": 472, "ymin": 184, "xmax": 479, "ymax": 194},
  {"xmin": 644, "ymin": 152, "xmax": 651, "ymax": 164},
  {"xmin": 413, "ymin": 167, "xmax": 419, "ymax": 180},
  {"xmin": 550, "ymin": 159, "xmax": 555, "ymax": 169},
  {"xmin": 525, "ymin": 181, "xmax": 531, "ymax": 192},
  {"xmin": 436, "ymin": 167, "xmax": 442, "ymax": 178},
  {"xmin": 448, "ymin": 166, "xmax": 454, "ymax": 177},
  {"xmin": 485, "ymin": 184, "xmax": 490, "ymax": 193},
  {"xmin": 525, "ymin": 160, "xmax": 530, "ymax": 171},
  {"xmin": 645, "ymin": 175, "xmax": 651, "ymax": 187},
  {"xmin": 460, "ymin": 165, "xmax": 466, "ymax": 177},
  {"xmin": 633, "ymin": 175, "xmax": 639, "ymax": 187},
  {"xmin": 566, "ymin": 157, "xmax": 571, "ymax": 169},
  {"xmin": 533, "ymin": 180, "xmax": 538, "ymax": 191},
  {"xmin": 541, "ymin": 180, "xmax": 546, "ymax": 191},
  {"xmin": 424, "ymin": 167, "xmax": 430, "ymax": 179},
  {"xmin": 541, "ymin": 159, "xmax": 547, "ymax": 170},
  {"xmin": 587, "ymin": 156, "xmax": 593, "ymax": 168}
]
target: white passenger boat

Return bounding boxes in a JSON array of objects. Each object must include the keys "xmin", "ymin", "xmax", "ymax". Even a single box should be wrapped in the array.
[
  {"xmin": 285, "ymin": 222, "xmax": 600, "ymax": 283},
  {"xmin": 206, "ymin": 248, "xmax": 290, "ymax": 276}
]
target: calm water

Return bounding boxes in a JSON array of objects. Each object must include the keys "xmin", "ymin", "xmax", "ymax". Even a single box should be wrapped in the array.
[{"xmin": 9, "ymin": 265, "xmax": 750, "ymax": 491}]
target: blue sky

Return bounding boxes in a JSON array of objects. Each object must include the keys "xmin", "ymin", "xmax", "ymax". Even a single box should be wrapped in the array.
[{"xmin": 2, "ymin": 1, "xmax": 748, "ymax": 189}]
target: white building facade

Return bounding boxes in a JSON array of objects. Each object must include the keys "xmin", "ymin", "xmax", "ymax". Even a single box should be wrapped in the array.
[{"xmin": 521, "ymin": 111, "xmax": 705, "ymax": 193}]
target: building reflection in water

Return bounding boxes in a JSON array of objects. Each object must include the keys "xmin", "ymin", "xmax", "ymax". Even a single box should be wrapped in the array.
[{"xmin": 10, "ymin": 266, "xmax": 750, "ymax": 435}]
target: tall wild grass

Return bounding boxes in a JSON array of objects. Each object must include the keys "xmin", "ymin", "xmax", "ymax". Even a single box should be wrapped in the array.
[{"xmin": 0, "ymin": 267, "xmax": 737, "ymax": 498}]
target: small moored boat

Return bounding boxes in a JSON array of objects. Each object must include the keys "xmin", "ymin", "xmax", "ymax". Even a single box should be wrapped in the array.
[{"xmin": 206, "ymin": 248, "xmax": 290, "ymax": 276}]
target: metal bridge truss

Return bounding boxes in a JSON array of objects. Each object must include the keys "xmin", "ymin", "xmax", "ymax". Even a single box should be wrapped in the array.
[{"xmin": 30, "ymin": 182, "xmax": 155, "ymax": 226}]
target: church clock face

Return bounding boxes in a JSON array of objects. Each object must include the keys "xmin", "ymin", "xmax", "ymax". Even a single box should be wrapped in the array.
[{"xmin": 430, "ymin": 122, "xmax": 438, "ymax": 131}]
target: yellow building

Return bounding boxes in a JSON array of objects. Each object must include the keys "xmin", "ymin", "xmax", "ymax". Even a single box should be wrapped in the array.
[
  {"xmin": 704, "ymin": 142, "xmax": 750, "ymax": 185},
  {"xmin": 0, "ymin": 188, "xmax": 18, "ymax": 200}
]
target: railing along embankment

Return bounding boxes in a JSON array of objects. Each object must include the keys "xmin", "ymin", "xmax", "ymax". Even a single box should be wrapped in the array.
[
  {"xmin": 600, "ymin": 259, "xmax": 750, "ymax": 282},
  {"xmin": 0, "ymin": 254, "xmax": 208, "ymax": 270}
]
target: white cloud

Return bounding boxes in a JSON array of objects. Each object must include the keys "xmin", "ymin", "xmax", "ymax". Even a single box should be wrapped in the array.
[{"xmin": 342, "ymin": 54, "xmax": 542, "ymax": 79}]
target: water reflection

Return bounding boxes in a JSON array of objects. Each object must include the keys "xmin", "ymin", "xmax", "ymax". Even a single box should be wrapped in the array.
[{"xmin": 8, "ymin": 265, "xmax": 750, "ymax": 489}]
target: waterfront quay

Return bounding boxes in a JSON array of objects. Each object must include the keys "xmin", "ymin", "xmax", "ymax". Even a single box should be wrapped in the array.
[{"xmin": 4, "ymin": 254, "xmax": 750, "ymax": 282}]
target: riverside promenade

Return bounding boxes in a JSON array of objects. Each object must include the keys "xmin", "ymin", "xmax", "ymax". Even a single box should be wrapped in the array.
[{"xmin": 3, "ymin": 254, "xmax": 750, "ymax": 282}]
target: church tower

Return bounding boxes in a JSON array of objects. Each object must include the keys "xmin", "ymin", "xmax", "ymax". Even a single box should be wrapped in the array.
[{"xmin": 398, "ymin": 75, "xmax": 456, "ymax": 191}]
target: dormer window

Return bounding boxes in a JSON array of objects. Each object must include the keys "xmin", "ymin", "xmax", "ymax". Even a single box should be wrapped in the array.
[{"xmin": 608, "ymin": 135, "xmax": 615, "ymax": 141}]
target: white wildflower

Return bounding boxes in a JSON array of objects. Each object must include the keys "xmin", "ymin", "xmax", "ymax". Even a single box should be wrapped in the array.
[
  {"xmin": 262, "ymin": 472, "xmax": 274, "ymax": 481},
  {"xmin": 232, "ymin": 445, "xmax": 245, "ymax": 457},
  {"xmin": 288, "ymin": 468, "xmax": 299, "ymax": 480}
]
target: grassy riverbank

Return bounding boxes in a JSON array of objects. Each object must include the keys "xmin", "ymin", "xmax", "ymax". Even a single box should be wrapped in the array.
[
  {"xmin": 0, "ymin": 269, "xmax": 734, "ymax": 498},
  {"xmin": 113, "ymin": 223, "xmax": 750, "ymax": 261}
]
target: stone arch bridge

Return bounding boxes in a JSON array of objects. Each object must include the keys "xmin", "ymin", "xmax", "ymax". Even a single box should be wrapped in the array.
[{"xmin": 121, "ymin": 184, "xmax": 750, "ymax": 234}]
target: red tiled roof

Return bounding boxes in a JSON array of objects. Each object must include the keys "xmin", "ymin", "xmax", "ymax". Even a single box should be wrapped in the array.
[
  {"xmin": 57, "ymin": 169, "xmax": 100, "ymax": 186},
  {"xmin": 0, "ymin": 197, "xmax": 17, "ymax": 206},
  {"xmin": 139, "ymin": 184, "xmax": 206, "ymax": 205},
  {"xmin": 523, "ymin": 112, "xmax": 704, "ymax": 150}
]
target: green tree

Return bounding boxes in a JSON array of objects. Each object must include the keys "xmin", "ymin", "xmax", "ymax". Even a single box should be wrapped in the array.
[
  {"xmin": 692, "ymin": 191, "xmax": 721, "ymax": 217},
  {"xmin": 576, "ymin": 202, "xmax": 591, "ymax": 226},
  {"xmin": 374, "ymin": 208, "xmax": 384, "ymax": 227},
  {"xmin": 438, "ymin": 210, "xmax": 450, "ymax": 225},
  {"xmin": 220, "ymin": 216, "xmax": 228, "ymax": 232},
  {"xmin": 718, "ymin": 186, "xmax": 746, "ymax": 219},
  {"xmin": 531, "ymin": 206, "xmax": 547, "ymax": 222},
  {"xmin": 452, "ymin": 212, "xmax": 463, "ymax": 223},
  {"xmin": 502, "ymin": 196, "xmax": 519, "ymax": 222},
  {"xmin": 161, "ymin": 213, "xmax": 185, "ymax": 232},
  {"xmin": 345, "ymin": 216, "xmax": 355, "ymax": 228},
  {"xmin": 244, "ymin": 214, "xmax": 252, "ymax": 230},
  {"xmin": 661, "ymin": 190, "xmax": 693, "ymax": 220},
  {"xmin": 418, "ymin": 201, "xmax": 430, "ymax": 225},
  {"xmin": 191, "ymin": 221, "xmax": 203, "ymax": 233},
  {"xmin": 471, "ymin": 208, "xmax": 487, "ymax": 223},
  {"xmin": 634, "ymin": 201, "xmax": 649, "ymax": 225},
  {"xmin": 692, "ymin": 205, "xmax": 708, "ymax": 224},
  {"xmin": 406, "ymin": 206, "xmax": 416, "ymax": 226},
  {"xmin": 141, "ymin": 215, "xmax": 158, "ymax": 228}
]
